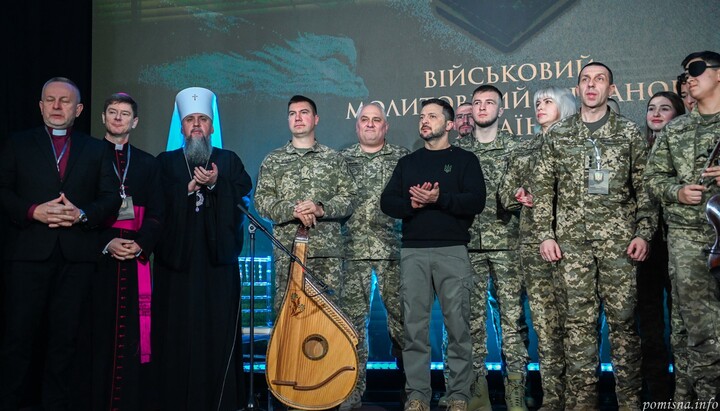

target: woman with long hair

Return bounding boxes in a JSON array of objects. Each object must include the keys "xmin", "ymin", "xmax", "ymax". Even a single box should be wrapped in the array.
[{"xmin": 638, "ymin": 90, "xmax": 684, "ymax": 402}]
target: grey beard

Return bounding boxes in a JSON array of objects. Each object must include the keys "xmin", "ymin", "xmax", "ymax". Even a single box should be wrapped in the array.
[{"xmin": 184, "ymin": 136, "xmax": 212, "ymax": 165}]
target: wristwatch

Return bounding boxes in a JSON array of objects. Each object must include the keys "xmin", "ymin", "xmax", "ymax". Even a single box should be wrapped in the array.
[{"xmin": 77, "ymin": 209, "xmax": 88, "ymax": 224}]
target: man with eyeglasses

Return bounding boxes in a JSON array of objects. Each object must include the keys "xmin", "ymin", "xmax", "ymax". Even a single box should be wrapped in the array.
[
  {"xmin": 646, "ymin": 50, "xmax": 720, "ymax": 404},
  {"xmin": 454, "ymin": 102, "xmax": 475, "ymax": 139}
]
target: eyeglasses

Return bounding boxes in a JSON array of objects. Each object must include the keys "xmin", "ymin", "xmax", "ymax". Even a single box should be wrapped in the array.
[
  {"xmin": 685, "ymin": 60, "xmax": 720, "ymax": 78},
  {"xmin": 676, "ymin": 73, "xmax": 688, "ymax": 84}
]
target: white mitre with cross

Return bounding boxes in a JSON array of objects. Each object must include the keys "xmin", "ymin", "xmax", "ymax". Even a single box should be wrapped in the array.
[{"xmin": 166, "ymin": 86, "xmax": 223, "ymax": 150}]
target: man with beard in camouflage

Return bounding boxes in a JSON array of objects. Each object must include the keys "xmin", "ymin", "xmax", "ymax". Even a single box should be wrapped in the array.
[
  {"xmin": 254, "ymin": 95, "xmax": 356, "ymax": 315},
  {"xmin": 339, "ymin": 102, "xmax": 410, "ymax": 410},
  {"xmin": 531, "ymin": 62, "xmax": 655, "ymax": 411},
  {"xmin": 453, "ymin": 85, "xmax": 528, "ymax": 411},
  {"xmin": 645, "ymin": 50, "xmax": 720, "ymax": 404}
]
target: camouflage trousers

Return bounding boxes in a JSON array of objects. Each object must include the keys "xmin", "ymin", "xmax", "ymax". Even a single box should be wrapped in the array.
[
  {"xmin": 554, "ymin": 240, "xmax": 641, "ymax": 409},
  {"xmin": 341, "ymin": 259, "xmax": 404, "ymax": 395},
  {"xmin": 272, "ymin": 251, "xmax": 344, "ymax": 314},
  {"xmin": 520, "ymin": 243, "xmax": 566, "ymax": 409},
  {"xmin": 666, "ymin": 230, "xmax": 720, "ymax": 402},
  {"xmin": 472, "ymin": 250, "xmax": 529, "ymax": 376},
  {"xmin": 665, "ymin": 239, "xmax": 692, "ymax": 403}
]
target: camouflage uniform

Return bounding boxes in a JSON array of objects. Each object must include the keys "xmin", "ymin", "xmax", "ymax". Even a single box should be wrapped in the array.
[
  {"xmin": 499, "ymin": 133, "xmax": 566, "ymax": 409},
  {"xmin": 531, "ymin": 111, "xmax": 656, "ymax": 409},
  {"xmin": 254, "ymin": 141, "xmax": 356, "ymax": 312},
  {"xmin": 645, "ymin": 108, "xmax": 720, "ymax": 402},
  {"xmin": 453, "ymin": 131, "xmax": 528, "ymax": 381},
  {"xmin": 340, "ymin": 142, "xmax": 409, "ymax": 397}
]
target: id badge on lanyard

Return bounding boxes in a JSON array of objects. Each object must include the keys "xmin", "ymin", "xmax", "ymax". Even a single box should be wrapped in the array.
[{"xmin": 587, "ymin": 139, "xmax": 609, "ymax": 195}]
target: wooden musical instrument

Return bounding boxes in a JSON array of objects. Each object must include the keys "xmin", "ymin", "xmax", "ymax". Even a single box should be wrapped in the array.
[
  {"xmin": 704, "ymin": 138, "xmax": 720, "ymax": 281},
  {"xmin": 265, "ymin": 225, "xmax": 359, "ymax": 410},
  {"xmin": 706, "ymin": 194, "xmax": 720, "ymax": 278}
]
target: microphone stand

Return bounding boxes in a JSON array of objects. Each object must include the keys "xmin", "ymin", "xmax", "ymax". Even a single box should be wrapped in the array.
[
  {"xmin": 235, "ymin": 203, "xmax": 333, "ymax": 411},
  {"xmin": 242, "ymin": 222, "xmax": 263, "ymax": 411},
  {"xmin": 236, "ymin": 203, "xmax": 332, "ymax": 293}
]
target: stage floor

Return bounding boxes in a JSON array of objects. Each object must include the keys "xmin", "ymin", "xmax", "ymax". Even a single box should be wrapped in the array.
[{"xmin": 248, "ymin": 368, "xmax": 624, "ymax": 411}]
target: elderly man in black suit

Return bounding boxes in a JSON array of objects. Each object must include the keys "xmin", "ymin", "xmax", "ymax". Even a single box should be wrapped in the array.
[{"xmin": 0, "ymin": 77, "xmax": 120, "ymax": 411}]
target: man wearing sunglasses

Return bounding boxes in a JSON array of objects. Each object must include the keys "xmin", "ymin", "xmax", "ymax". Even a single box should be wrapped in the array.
[{"xmin": 646, "ymin": 50, "xmax": 720, "ymax": 404}]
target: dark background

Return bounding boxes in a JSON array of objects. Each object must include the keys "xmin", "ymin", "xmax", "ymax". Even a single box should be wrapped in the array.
[
  {"xmin": 1, "ymin": 1, "xmax": 91, "ymax": 406},
  {"xmin": 3, "ymin": 1, "xmax": 93, "ymax": 139}
]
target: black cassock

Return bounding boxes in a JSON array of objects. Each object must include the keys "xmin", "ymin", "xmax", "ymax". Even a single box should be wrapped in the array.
[
  {"xmin": 153, "ymin": 147, "xmax": 252, "ymax": 411},
  {"xmin": 92, "ymin": 140, "xmax": 164, "ymax": 411}
]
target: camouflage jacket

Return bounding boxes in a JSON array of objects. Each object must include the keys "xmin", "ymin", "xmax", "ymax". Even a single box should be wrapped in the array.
[
  {"xmin": 499, "ymin": 133, "xmax": 544, "ymax": 245},
  {"xmin": 454, "ymin": 130, "xmax": 521, "ymax": 251},
  {"xmin": 254, "ymin": 141, "xmax": 357, "ymax": 257},
  {"xmin": 645, "ymin": 108, "xmax": 720, "ymax": 240},
  {"xmin": 531, "ymin": 111, "xmax": 656, "ymax": 243},
  {"xmin": 340, "ymin": 142, "xmax": 409, "ymax": 260}
]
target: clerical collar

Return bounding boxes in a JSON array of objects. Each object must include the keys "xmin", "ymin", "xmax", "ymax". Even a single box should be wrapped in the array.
[{"xmin": 46, "ymin": 126, "xmax": 71, "ymax": 137}]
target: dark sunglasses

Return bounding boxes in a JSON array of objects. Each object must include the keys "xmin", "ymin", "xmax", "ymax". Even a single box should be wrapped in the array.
[{"xmin": 685, "ymin": 60, "xmax": 720, "ymax": 77}]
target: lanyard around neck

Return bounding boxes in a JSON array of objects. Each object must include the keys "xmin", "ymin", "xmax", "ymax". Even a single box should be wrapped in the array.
[
  {"xmin": 112, "ymin": 145, "xmax": 131, "ymax": 198},
  {"xmin": 587, "ymin": 138, "xmax": 602, "ymax": 169},
  {"xmin": 49, "ymin": 135, "xmax": 70, "ymax": 173}
]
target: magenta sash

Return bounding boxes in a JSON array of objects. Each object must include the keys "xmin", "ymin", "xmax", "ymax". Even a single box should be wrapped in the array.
[{"xmin": 112, "ymin": 206, "xmax": 151, "ymax": 363}]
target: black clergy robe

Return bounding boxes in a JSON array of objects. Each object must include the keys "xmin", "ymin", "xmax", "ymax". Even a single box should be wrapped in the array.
[
  {"xmin": 153, "ymin": 147, "xmax": 252, "ymax": 411},
  {"xmin": 92, "ymin": 140, "xmax": 164, "ymax": 411}
]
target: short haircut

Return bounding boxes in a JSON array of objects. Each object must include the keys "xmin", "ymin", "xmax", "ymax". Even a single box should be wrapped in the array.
[
  {"xmin": 533, "ymin": 86, "xmax": 577, "ymax": 119},
  {"xmin": 421, "ymin": 98, "xmax": 454, "ymax": 122},
  {"xmin": 104, "ymin": 92, "xmax": 138, "ymax": 117},
  {"xmin": 471, "ymin": 85, "xmax": 503, "ymax": 104},
  {"xmin": 359, "ymin": 102, "xmax": 387, "ymax": 122},
  {"xmin": 455, "ymin": 101, "xmax": 472, "ymax": 113},
  {"xmin": 579, "ymin": 62, "xmax": 614, "ymax": 85},
  {"xmin": 288, "ymin": 95, "xmax": 317, "ymax": 115},
  {"xmin": 41, "ymin": 77, "xmax": 82, "ymax": 103},
  {"xmin": 681, "ymin": 50, "xmax": 720, "ymax": 68}
]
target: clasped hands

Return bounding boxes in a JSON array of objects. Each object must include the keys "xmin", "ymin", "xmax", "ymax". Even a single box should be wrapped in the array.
[
  {"xmin": 293, "ymin": 199, "xmax": 325, "ymax": 227},
  {"xmin": 106, "ymin": 238, "xmax": 142, "ymax": 260},
  {"xmin": 33, "ymin": 193, "xmax": 81, "ymax": 228},
  {"xmin": 409, "ymin": 182, "xmax": 440, "ymax": 209},
  {"xmin": 188, "ymin": 163, "xmax": 218, "ymax": 193}
]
